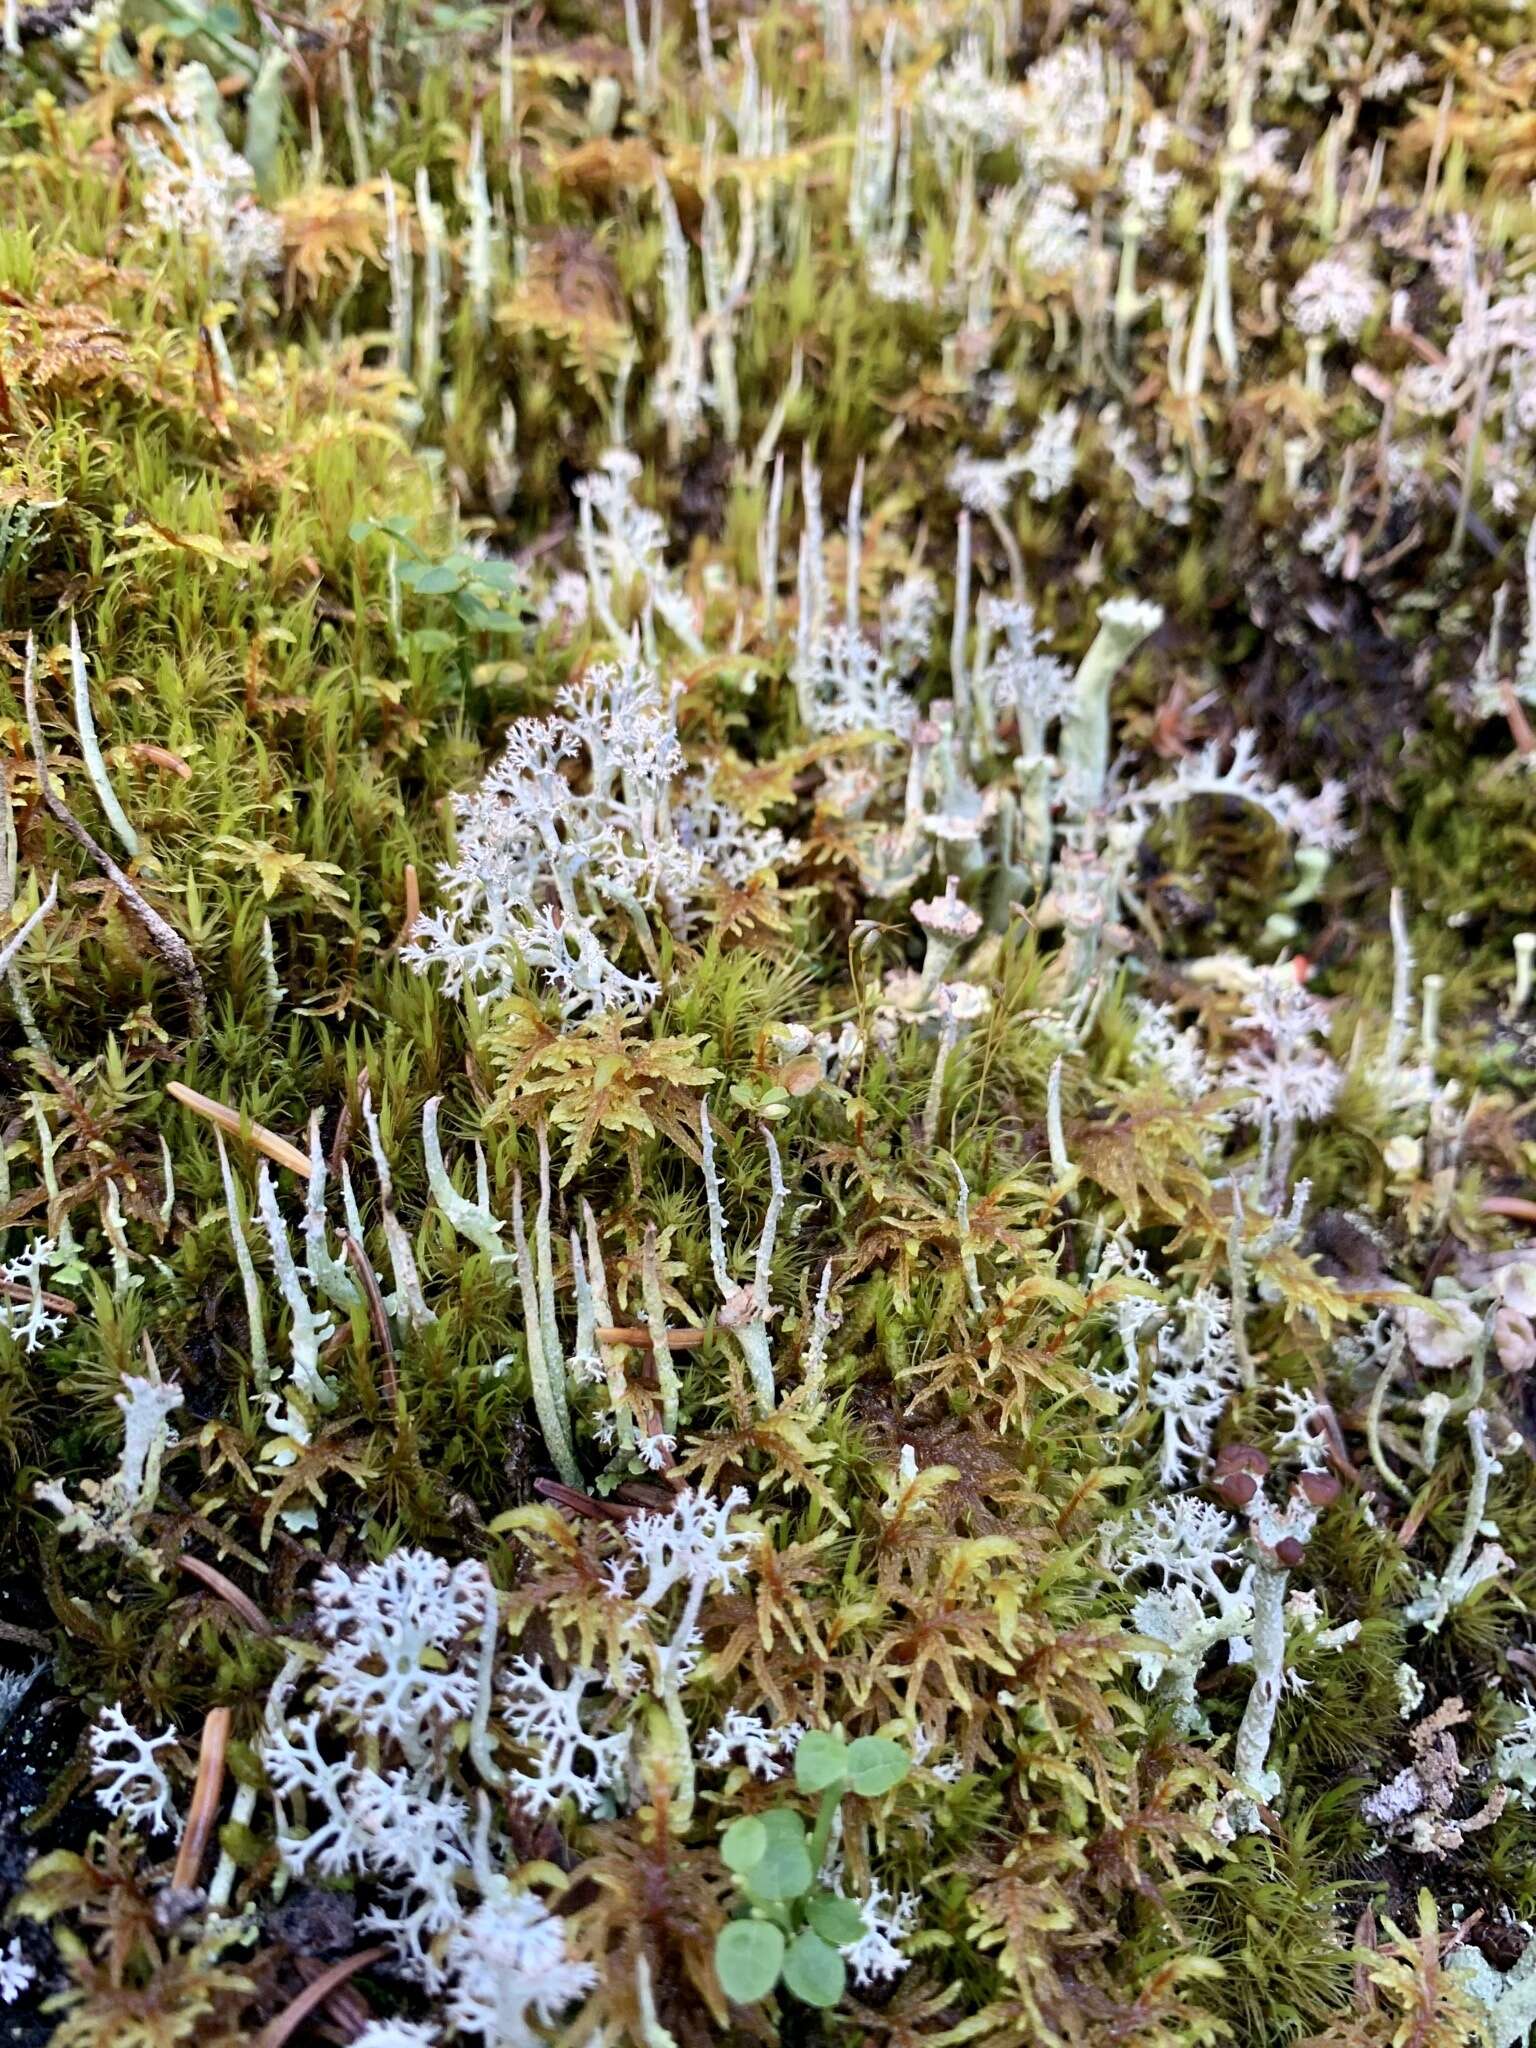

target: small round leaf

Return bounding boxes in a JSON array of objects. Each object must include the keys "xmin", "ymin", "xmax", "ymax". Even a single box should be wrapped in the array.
[
  {"xmin": 805, "ymin": 1892, "xmax": 867, "ymax": 1945},
  {"xmin": 845, "ymin": 1735, "xmax": 910, "ymax": 1797},
  {"xmin": 744, "ymin": 1838, "xmax": 813, "ymax": 1902},
  {"xmin": 743, "ymin": 1809, "xmax": 812, "ymax": 1900},
  {"xmin": 758, "ymin": 1807, "xmax": 809, "ymax": 1850},
  {"xmin": 716, "ymin": 1920, "xmax": 785, "ymax": 2005},
  {"xmin": 794, "ymin": 1729, "xmax": 849, "ymax": 1794},
  {"xmin": 781, "ymin": 1928, "xmax": 847, "ymax": 2009},
  {"xmin": 720, "ymin": 1816, "xmax": 767, "ymax": 1874}
]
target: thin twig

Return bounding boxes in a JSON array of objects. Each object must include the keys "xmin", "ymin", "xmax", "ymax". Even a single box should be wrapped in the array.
[
  {"xmin": 292, "ymin": 1955, "xmax": 374, "ymax": 2037},
  {"xmin": 177, "ymin": 1554, "xmax": 272, "ymax": 1635},
  {"xmin": 0, "ymin": 875, "xmax": 58, "ymax": 981},
  {"xmin": 595, "ymin": 1324, "xmax": 706, "ymax": 1349},
  {"xmin": 615, "ymin": 1478, "xmax": 678, "ymax": 1507},
  {"xmin": 24, "ymin": 637, "xmax": 205, "ymax": 1030},
  {"xmin": 256, "ymin": 1947, "xmax": 389, "ymax": 2048},
  {"xmin": 0, "ymin": 1276, "xmax": 77, "ymax": 1318},
  {"xmin": 534, "ymin": 1477, "xmax": 641, "ymax": 1523},
  {"xmin": 172, "ymin": 1706, "xmax": 231, "ymax": 1892},
  {"xmin": 393, "ymin": 861, "xmax": 420, "ymax": 950},
  {"xmin": 166, "ymin": 1081, "xmax": 311, "ymax": 1179},
  {"xmin": 328, "ymin": 1090, "xmax": 355, "ymax": 1180},
  {"xmin": 0, "ymin": 1618, "xmax": 50, "ymax": 1651},
  {"xmin": 343, "ymin": 1231, "xmax": 400, "ymax": 1405}
]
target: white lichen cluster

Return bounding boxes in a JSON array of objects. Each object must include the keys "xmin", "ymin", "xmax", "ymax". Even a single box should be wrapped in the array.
[
  {"xmin": 254, "ymin": 1493, "xmax": 756, "ymax": 2013},
  {"xmin": 125, "ymin": 63, "xmax": 283, "ymax": 288},
  {"xmin": 0, "ymin": 1936, "xmax": 34, "ymax": 2007},
  {"xmin": 252, "ymin": 1502, "xmax": 919, "ymax": 2019},
  {"xmin": 0, "ymin": 1235, "xmax": 70, "ymax": 1353},
  {"xmin": 700, "ymin": 1708, "xmax": 805, "ymax": 1781},
  {"xmin": 405, "ymin": 651, "xmax": 795, "ymax": 1017},
  {"xmin": 89, "ymin": 1703, "xmax": 179, "ymax": 1834},
  {"xmin": 259, "ymin": 1544, "xmax": 598, "ymax": 2022}
]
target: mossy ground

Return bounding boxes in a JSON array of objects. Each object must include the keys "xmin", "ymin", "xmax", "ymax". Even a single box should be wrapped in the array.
[{"xmin": 3, "ymin": 3, "xmax": 1536, "ymax": 2046}]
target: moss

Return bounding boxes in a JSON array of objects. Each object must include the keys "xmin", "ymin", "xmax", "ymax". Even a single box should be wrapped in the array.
[{"xmin": 0, "ymin": 4, "xmax": 1535, "ymax": 2045}]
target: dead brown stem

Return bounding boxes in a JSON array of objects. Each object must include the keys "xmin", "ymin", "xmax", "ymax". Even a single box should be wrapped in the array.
[
  {"xmin": 393, "ymin": 861, "xmax": 420, "ymax": 951},
  {"xmin": 343, "ymin": 1231, "xmax": 400, "ymax": 1406},
  {"xmin": 172, "ymin": 1706, "xmax": 231, "ymax": 1892},
  {"xmin": 177, "ymin": 1554, "xmax": 272, "ymax": 1635},
  {"xmin": 165, "ymin": 1081, "xmax": 311, "ymax": 1179},
  {"xmin": 595, "ymin": 1324, "xmax": 706, "ymax": 1350},
  {"xmin": 292, "ymin": 1954, "xmax": 373, "ymax": 2036},
  {"xmin": 534, "ymin": 1477, "xmax": 640, "ymax": 1522},
  {"xmin": 0, "ymin": 1277, "xmax": 77, "ymax": 1317},
  {"xmin": 24, "ymin": 638, "xmax": 206, "ymax": 1031},
  {"xmin": 256, "ymin": 1947, "xmax": 389, "ymax": 2048}
]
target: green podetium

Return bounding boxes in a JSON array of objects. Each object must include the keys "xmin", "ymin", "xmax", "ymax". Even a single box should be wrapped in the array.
[
  {"xmin": 1059, "ymin": 596, "xmax": 1164, "ymax": 818},
  {"xmin": 713, "ymin": 1727, "xmax": 910, "ymax": 2010}
]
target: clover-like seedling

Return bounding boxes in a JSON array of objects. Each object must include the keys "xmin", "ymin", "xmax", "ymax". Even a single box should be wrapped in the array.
[{"xmin": 713, "ymin": 1727, "xmax": 910, "ymax": 2010}]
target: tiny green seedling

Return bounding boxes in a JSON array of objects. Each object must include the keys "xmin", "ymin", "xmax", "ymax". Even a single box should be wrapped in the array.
[
  {"xmin": 347, "ymin": 517, "xmax": 529, "ymax": 637},
  {"xmin": 713, "ymin": 1727, "xmax": 910, "ymax": 2010}
]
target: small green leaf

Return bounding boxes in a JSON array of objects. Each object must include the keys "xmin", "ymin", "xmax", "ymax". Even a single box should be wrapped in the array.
[
  {"xmin": 721, "ymin": 1816, "xmax": 767, "ymax": 1874},
  {"xmin": 715, "ymin": 1921, "xmax": 785, "ymax": 2005},
  {"xmin": 845, "ymin": 1736, "xmax": 910, "ymax": 1797},
  {"xmin": 742, "ymin": 1809, "xmax": 812, "ymax": 1901},
  {"xmin": 214, "ymin": 1819, "xmax": 264, "ymax": 1868},
  {"xmin": 469, "ymin": 558, "xmax": 523, "ymax": 593},
  {"xmin": 758, "ymin": 1808, "xmax": 808, "ymax": 1849},
  {"xmin": 410, "ymin": 563, "xmax": 464, "ymax": 595},
  {"xmin": 455, "ymin": 597, "xmax": 524, "ymax": 632},
  {"xmin": 805, "ymin": 1892, "xmax": 867, "ymax": 1945},
  {"xmin": 781, "ymin": 1928, "xmax": 846, "ymax": 2008},
  {"xmin": 743, "ymin": 1844, "xmax": 813, "ymax": 1902},
  {"xmin": 794, "ymin": 1728, "xmax": 849, "ymax": 1794}
]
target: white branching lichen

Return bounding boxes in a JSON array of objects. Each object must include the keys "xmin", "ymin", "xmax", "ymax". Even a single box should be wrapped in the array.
[
  {"xmin": 125, "ymin": 63, "xmax": 283, "ymax": 287},
  {"xmin": 700, "ymin": 1709, "xmax": 805, "ymax": 1781},
  {"xmin": 89, "ymin": 1703, "xmax": 178, "ymax": 1834},
  {"xmin": 607, "ymin": 1486, "xmax": 751, "ymax": 1825},
  {"xmin": 442, "ymin": 1890, "xmax": 598, "ymax": 2045},
  {"xmin": 405, "ymin": 651, "xmax": 791, "ymax": 1017},
  {"xmin": 0, "ymin": 1234, "xmax": 70, "ymax": 1354},
  {"xmin": 0, "ymin": 1937, "xmax": 34, "ymax": 2007},
  {"xmin": 500, "ymin": 1659, "xmax": 630, "ymax": 1817}
]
